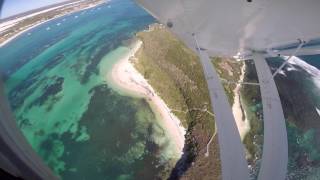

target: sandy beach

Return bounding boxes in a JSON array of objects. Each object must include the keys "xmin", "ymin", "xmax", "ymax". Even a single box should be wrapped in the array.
[
  {"xmin": 232, "ymin": 63, "xmax": 250, "ymax": 140},
  {"xmin": 108, "ymin": 41, "xmax": 186, "ymax": 155}
]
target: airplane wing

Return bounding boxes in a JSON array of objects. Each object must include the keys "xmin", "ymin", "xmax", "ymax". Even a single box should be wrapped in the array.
[
  {"xmin": 134, "ymin": 1, "xmax": 320, "ymax": 180},
  {"xmin": 135, "ymin": 0, "xmax": 320, "ymax": 57}
]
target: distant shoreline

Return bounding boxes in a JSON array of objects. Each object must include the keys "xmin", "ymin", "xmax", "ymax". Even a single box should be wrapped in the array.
[
  {"xmin": 0, "ymin": 19, "xmax": 51, "ymax": 47},
  {"xmin": 107, "ymin": 40, "xmax": 186, "ymax": 156},
  {"xmin": 0, "ymin": 0, "xmax": 106, "ymax": 47}
]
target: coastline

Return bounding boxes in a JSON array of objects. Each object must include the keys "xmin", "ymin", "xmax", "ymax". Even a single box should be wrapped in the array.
[
  {"xmin": 232, "ymin": 63, "xmax": 250, "ymax": 140},
  {"xmin": 0, "ymin": 19, "xmax": 51, "ymax": 47},
  {"xmin": 0, "ymin": 1, "xmax": 105, "ymax": 47},
  {"xmin": 107, "ymin": 40, "xmax": 186, "ymax": 156}
]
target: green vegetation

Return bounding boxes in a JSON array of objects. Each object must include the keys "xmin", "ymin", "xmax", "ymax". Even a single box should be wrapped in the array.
[
  {"xmin": 133, "ymin": 24, "xmax": 266, "ymax": 179},
  {"xmin": 215, "ymin": 58, "xmax": 263, "ymax": 162},
  {"xmin": 212, "ymin": 57, "xmax": 242, "ymax": 105},
  {"xmin": 239, "ymin": 61, "xmax": 263, "ymax": 162},
  {"xmin": 134, "ymin": 24, "xmax": 221, "ymax": 179},
  {"xmin": 212, "ymin": 56, "xmax": 263, "ymax": 161}
]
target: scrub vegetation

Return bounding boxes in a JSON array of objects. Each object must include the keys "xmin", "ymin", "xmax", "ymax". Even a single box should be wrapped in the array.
[
  {"xmin": 134, "ymin": 23, "xmax": 320, "ymax": 180},
  {"xmin": 134, "ymin": 24, "xmax": 221, "ymax": 179},
  {"xmin": 133, "ymin": 24, "xmax": 266, "ymax": 179},
  {"xmin": 213, "ymin": 56, "xmax": 263, "ymax": 177},
  {"xmin": 212, "ymin": 57, "xmax": 242, "ymax": 105}
]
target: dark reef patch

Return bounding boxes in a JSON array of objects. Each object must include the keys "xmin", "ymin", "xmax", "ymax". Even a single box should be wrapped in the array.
[
  {"xmin": 80, "ymin": 25, "xmax": 133, "ymax": 84},
  {"xmin": 59, "ymin": 84, "xmax": 167, "ymax": 179},
  {"xmin": 8, "ymin": 53, "xmax": 66, "ymax": 110},
  {"xmin": 28, "ymin": 76, "xmax": 64, "ymax": 109},
  {"xmin": 1, "ymin": 32, "xmax": 69, "ymax": 80}
]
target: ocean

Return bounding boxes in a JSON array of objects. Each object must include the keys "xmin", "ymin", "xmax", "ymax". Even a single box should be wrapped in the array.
[
  {"xmin": 1, "ymin": 0, "xmax": 320, "ymax": 179},
  {"xmin": 0, "ymin": 0, "xmax": 178, "ymax": 179},
  {"xmin": 266, "ymin": 55, "xmax": 320, "ymax": 179}
]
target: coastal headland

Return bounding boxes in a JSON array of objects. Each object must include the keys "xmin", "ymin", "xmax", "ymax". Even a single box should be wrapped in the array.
[{"xmin": 107, "ymin": 40, "xmax": 186, "ymax": 156}]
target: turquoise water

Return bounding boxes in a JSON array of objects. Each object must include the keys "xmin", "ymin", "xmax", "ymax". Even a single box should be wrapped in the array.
[
  {"xmin": 299, "ymin": 55, "xmax": 320, "ymax": 69},
  {"xmin": 267, "ymin": 56, "xmax": 320, "ymax": 179},
  {"xmin": 0, "ymin": 0, "xmax": 178, "ymax": 179}
]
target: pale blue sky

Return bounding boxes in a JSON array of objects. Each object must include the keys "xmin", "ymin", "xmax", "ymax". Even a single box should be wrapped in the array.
[{"xmin": 2, "ymin": 0, "xmax": 67, "ymax": 18}]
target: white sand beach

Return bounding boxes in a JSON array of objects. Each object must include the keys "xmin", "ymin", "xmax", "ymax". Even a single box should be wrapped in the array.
[
  {"xmin": 108, "ymin": 41, "xmax": 186, "ymax": 155},
  {"xmin": 232, "ymin": 63, "xmax": 250, "ymax": 140}
]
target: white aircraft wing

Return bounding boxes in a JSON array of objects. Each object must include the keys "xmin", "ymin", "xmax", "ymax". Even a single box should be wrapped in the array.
[
  {"xmin": 136, "ymin": 0, "xmax": 320, "ymax": 57},
  {"xmin": 134, "ymin": 1, "xmax": 320, "ymax": 180}
]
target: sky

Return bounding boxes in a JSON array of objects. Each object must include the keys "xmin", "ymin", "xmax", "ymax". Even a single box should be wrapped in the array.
[{"xmin": 1, "ymin": 0, "xmax": 67, "ymax": 18}]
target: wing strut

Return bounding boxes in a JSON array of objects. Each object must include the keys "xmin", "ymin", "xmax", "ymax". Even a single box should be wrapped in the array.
[
  {"xmin": 252, "ymin": 53, "xmax": 288, "ymax": 180},
  {"xmin": 272, "ymin": 39, "xmax": 306, "ymax": 78},
  {"xmin": 194, "ymin": 34, "xmax": 250, "ymax": 180}
]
